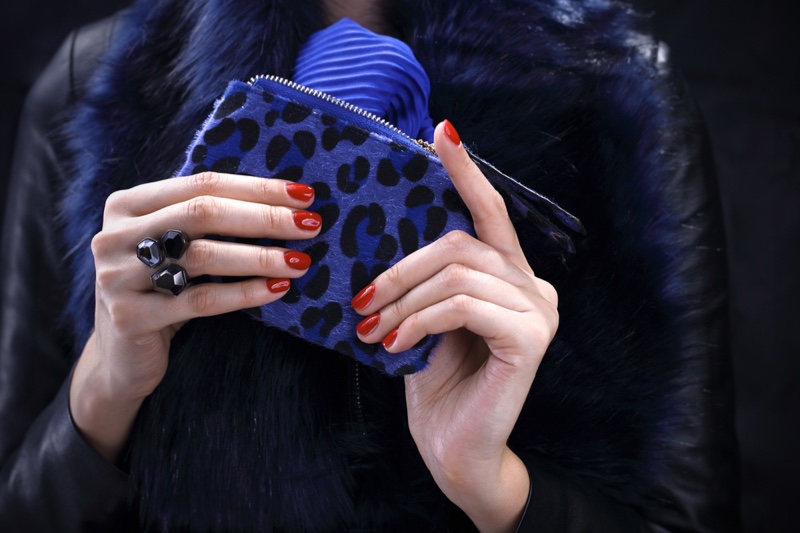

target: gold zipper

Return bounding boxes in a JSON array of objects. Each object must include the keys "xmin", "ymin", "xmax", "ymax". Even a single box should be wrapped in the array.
[{"xmin": 248, "ymin": 74, "xmax": 436, "ymax": 154}]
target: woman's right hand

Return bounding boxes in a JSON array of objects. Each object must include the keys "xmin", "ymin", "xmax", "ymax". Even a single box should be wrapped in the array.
[{"xmin": 69, "ymin": 172, "xmax": 320, "ymax": 462}]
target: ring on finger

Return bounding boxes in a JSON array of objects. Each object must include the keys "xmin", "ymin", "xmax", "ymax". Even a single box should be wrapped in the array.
[
  {"xmin": 151, "ymin": 264, "xmax": 190, "ymax": 296},
  {"xmin": 136, "ymin": 229, "xmax": 190, "ymax": 267},
  {"xmin": 135, "ymin": 229, "xmax": 191, "ymax": 296}
]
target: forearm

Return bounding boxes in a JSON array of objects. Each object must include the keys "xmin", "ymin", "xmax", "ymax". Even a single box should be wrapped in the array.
[{"xmin": 69, "ymin": 333, "xmax": 145, "ymax": 464}]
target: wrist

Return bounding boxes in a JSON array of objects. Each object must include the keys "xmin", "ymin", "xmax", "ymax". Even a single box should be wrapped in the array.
[
  {"xmin": 69, "ymin": 334, "xmax": 146, "ymax": 463},
  {"xmin": 444, "ymin": 448, "xmax": 530, "ymax": 533}
]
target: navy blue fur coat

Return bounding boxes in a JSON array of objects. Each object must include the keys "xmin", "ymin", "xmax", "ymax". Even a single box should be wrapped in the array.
[{"xmin": 2, "ymin": 0, "xmax": 737, "ymax": 530}]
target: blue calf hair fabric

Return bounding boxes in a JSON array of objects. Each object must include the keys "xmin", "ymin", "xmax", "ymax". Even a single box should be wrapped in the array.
[{"xmin": 177, "ymin": 78, "xmax": 474, "ymax": 375}]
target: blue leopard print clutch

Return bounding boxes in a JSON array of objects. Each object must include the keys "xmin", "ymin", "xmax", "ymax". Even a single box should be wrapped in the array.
[{"xmin": 177, "ymin": 76, "xmax": 583, "ymax": 375}]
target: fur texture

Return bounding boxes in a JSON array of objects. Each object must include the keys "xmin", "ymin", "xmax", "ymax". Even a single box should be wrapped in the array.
[
  {"xmin": 175, "ymin": 78, "xmax": 477, "ymax": 376},
  {"xmin": 61, "ymin": 0, "xmax": 729, "ymax": 530}
]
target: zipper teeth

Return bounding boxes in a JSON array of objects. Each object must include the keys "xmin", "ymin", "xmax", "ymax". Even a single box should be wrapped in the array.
[
  {"xmin": 354, "ymin": 360, "xmax": 365, "ymax": 426},
  {"xmin": 249, "ymin": 74, "xmax": 436, "ymax": 154}
]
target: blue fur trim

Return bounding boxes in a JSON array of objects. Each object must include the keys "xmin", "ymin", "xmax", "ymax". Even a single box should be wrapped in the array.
[{"xmin": 61, "ymin": 0, "xmax": 724, "ymax": 529}]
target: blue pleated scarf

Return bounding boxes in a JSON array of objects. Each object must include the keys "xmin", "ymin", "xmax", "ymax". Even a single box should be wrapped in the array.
[{"xmin": 292, "ymin": 17, "xmax": 435, "ymax": 141}]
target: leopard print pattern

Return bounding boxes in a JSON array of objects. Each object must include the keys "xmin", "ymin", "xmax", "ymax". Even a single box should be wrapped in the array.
[{"xmin": 177, "ymin": 79, "xmax": 473, "ymax": 375}]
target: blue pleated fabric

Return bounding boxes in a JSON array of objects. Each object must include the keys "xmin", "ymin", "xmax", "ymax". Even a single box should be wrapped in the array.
[{"xmin": 292, "ymin": 17, "xmax": 435, "ymax": 142}]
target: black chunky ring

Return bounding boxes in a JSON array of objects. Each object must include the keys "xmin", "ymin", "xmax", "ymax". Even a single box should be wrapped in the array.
[
  {"xmin": 162, "ymin": 229, "xmax": 189, "ymax": 260},
  {"xmin": 136, "ymin": 237, "xmax": 164, "ymax": 268},
  {"xmin": 151, "ymin": 264, "xmax": 189, "ymax": 296},
  {"xmin": 136, "ymin": 230, "xmax": 189, "ymax": 268}
]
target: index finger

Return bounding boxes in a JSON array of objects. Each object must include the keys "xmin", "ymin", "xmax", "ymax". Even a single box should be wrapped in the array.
[
  {"xmin": 109, "ymin": 172, "xmax": 315, "ymax": 217},
  {"xmin": 433, "ymin": 121, "xmax": 531, "ymax": 273}
]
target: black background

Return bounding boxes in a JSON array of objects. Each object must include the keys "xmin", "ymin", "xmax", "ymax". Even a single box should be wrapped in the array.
[{"xmin": 1, "ymin": 1, "xmax": 797, "ymax": 531}]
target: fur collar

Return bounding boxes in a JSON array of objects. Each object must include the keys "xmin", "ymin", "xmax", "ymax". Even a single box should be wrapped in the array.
[{"xmin": 62, "ymin": 0, "xmax": 710, "ymax": 529}]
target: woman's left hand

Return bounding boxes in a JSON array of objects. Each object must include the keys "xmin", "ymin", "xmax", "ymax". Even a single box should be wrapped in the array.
[{"xmin": 351, "ymin": 121, "xmax": 559, "ymax": 532}]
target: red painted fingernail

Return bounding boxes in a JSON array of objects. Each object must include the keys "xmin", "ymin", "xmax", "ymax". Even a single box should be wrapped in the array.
[
  {"xmin": 293, "ymin": 211, "xmax": 322, "ymax": 231},
  {"xmin": 356, "ymin": 313, "xmax": 381, "ymax": 336},
  {"xmin": 286, "ymin": 183, "xmax": 315, "ymax": 202},
  {"xmin": 351, "ymin": 284, "xmax": 375, "ymax": 310},
  {"xmin": 443, "ymin": 119, "xmax": 461, "ymax": 146},
  {"xmin": 267, "ymin": 278, "xmax": 291, "ymax": 293},
  {"xmin": 284, "ymin": 250, "xmax": 311, "ymax": 270},
  {"xmin": 382, "ymin": 328, "xmax": 399, "ymax": 350}
]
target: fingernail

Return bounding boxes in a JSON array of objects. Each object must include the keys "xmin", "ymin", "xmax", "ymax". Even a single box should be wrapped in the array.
[
  {"xmin": 382, "ymin": 328, "xmax": 399, "ymax": 350},
  {"xmin": 351, "ymin": 284, "xmax": 375, "ymax": 310},
  {"xmin": 356, "ymin": 313, "xmax": 381, "ymax": 336},
  {"xmin": 443, "ymin": 119, "xmax": 461, "ymax": 146},
  {"xmin": 286, "ymin": 183, "xmax": 315, "ymax": 202},
  {"xmin": 267, "ymin": 278, "xmax": 291, "ymax": 293},
  {"xmin": 293, "ymin": 211, "xmax": 322, "ymax": 231},
  {"xmin": 284, "ymin": 250, "xmax": 311, "ymax": 270}
]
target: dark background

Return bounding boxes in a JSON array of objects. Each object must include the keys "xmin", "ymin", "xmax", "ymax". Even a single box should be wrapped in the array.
[{"xmin": 1, "ymin": 1, "xmax": 797, "ymax": 531}]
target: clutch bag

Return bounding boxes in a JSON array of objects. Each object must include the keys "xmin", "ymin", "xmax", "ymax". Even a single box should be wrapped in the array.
[{"xmin": 176, "ymin": 75, "xmax": 583, "ymax": 375}]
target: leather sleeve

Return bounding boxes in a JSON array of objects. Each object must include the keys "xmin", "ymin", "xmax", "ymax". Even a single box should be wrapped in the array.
[
  {"xmin": 0, "ymin": 18, "xmax": 133, "ymax": 531},
  {"xmin": 514, "ymin": 453, "xmax": 651, "ymax": 533},
  {"xmin": 515, "ymin": 77, "xmax": 739, "ymax": 532}
]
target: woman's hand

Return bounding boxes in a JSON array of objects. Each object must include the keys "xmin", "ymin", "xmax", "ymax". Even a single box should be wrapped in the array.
[
  {"xmin": 70, "ymin": 173, "xmax": 320, "ymax": 462},
  {"xmin": 351, "ymin": 121, "xmax": 558, "ymax": 532}
]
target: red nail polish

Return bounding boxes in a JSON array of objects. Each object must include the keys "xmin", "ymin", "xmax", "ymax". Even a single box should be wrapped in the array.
[
  {"xmin": 293, "ymin": 211, "xmax": 322, "ymax": 231},
  {"xmin": 351, "ymin": 284, "xmax": 375, "ymax": 310},
  {"xmin": 443, "ymin": 119, "xmax": 461, "ymax": 146},
  {"xmin": 356, "ymin": 313, "xmax": 381, "ymax": 336},
  {"xmin": 284, "ymin": 250, "xmax": 311, "ymax": 270},
  {"xmin": 267, "ymin": 278, "xmax": 291, "ymax": 293},
  {"xmin": 286, "ymin": 183, "xmax": 315, "ymax": 202},
  {"xmin": 382, "ymin": 328, "xmax": 399, "ymax": 350}
]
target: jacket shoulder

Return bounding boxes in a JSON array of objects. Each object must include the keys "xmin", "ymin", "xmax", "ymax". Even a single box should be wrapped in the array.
[{"xmin": 24, "ymin": 13, "xmax": 122, "ymax": 127}]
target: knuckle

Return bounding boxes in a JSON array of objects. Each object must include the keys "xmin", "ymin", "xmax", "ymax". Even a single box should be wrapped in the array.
[
  {"xmin": 94, "ymin": 268, "xmax": 112, "ymax": 292},
  {"xmin": 386, "ymin": 296, "xmax": 408, "ymax": 323},
  {"xmin": 104, "ymin": 190, "xmax": 128, "ymax": 214},
  {"xmin": 187, "ymin": 284, "xmax": 216, "ymax": 315},
  {"xmin": 260, "ymin": 205, "xmax": 282, "ymax": 232},
  {"xmin": 107, "ymin": 301, "xmax": 133, "ymax": 330},
  {"xmin": 383, "ymin": 263, "xmax": 403, "ymax": 286},
  {"xmin": 90, "ymin": 231, "xmax": 119, "ymax": 259},
  {"xmin": 546, "ymin": 305, "xmax": 560, "ymax": 336},
  {"xmin": 256, "ymin": 247, "xmax": 274, "ymax": 272},
  {"xmin": 382, "ymin": 262, "xmax": 414, "ymax": 295},
  {"xmin": 440, "ymin": 263, "xmax": 472, "ymax": 289},
  {"xmin": 532, "ymin": 304, "xmax": 559, "ymax": 342},
  {"xmin": 440, "ymin": 230, "xmax": 473, "ymax": 255},
  {"xmin": 257, "ymin": 177, "xmax": 275, "ymax": 199},
  {"xmin": 102, "ymin": 190, "xmax": 134, "ymax": 225},
  {"xmin": 90, "ymin": 232, "xmax": 106, "ymax": 257},
  {"xmin": 455, "ymin": 152, "xmax": 477, "ymax": 178},
  {"xmin": 449, "ymin": 293, "xmax": 475, "ymax": 313},
  {"xmin": 539, "ymin": 279, "xmax": 559, "ymax": 308},
  {"xmin": 486, "ymin": 189, "xmax": 507, "ymax": 215},
  {"xmin": 536, "ymin": 322, "xmax": 557, "ymax": 346},
  {"xmin": 473, "ymin": 190, "xmax": 508, "ymax": 225},
  {"xmin": 403, "ymin": 312, "xmax": 421, "ymax": 335},
  {"xmin": 94, "ymin": 264, "xmax": 121, "ymax": 293},
  {"xmin": 92, "ymin": 237, "xmax": 129, "ymax": 292},
  {"xmin": 240, "ymin": 280, "xmax": 262, "ymax": 307},
  {"xmin": 188, "ymin": 171, "xmax": 223, "ymax": 196},
  {"xmin": 185, "ymin": 240, "xmax": 215, "ymax": 270},
  {"xmin": 187, "ymin": 195, "xmax": 219, "ymax": 225}
]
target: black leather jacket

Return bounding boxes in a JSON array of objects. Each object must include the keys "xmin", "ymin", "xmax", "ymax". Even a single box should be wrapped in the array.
[
  {"xmin": 0, "ymin": 17, "xmax": 133, "ymax": 530},
  {"xmin": 0, "ymin": 5, "xmax": 740, "ymax": 531}
]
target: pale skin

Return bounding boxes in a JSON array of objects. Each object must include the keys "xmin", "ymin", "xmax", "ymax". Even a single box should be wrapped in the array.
[{"xmin": 70, "ymin": 3, "xmax": 558, "ymax": 531}]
